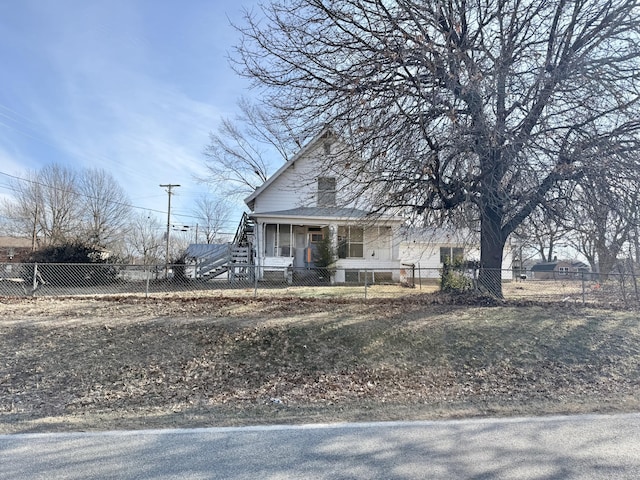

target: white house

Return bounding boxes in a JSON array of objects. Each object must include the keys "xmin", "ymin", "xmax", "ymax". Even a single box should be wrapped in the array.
[
  {"xmin": 245, "ymin": 127, "xmax": 405, "ymax": 283},
  {"xmin": 190, "ymin": 127, "xmax": 512, "ymax": 285}
]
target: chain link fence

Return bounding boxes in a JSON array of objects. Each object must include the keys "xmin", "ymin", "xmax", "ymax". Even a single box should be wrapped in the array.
[{"xmin": 1, "ymin": 261, "xmax": 639, "ymax": 306}]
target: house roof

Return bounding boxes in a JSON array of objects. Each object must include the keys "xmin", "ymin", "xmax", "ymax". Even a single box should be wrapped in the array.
[
  {"xmin": 249, "ymin": 207, "xmax": 403, "ymax": 224},
  {"xmin": 530, "ymin": 260, "xmax": 589, "ymax": 272},
  {"xmin": 244, "ymin": 126, "xmax": 336, "ymax": 211},
  {"xmin": 530, "ymin": 262, "xmax": 557, "ymax": 272},
  {"xmin": 184, "ymin": 243, "xmax": 230, "ymax": 259},
  {"xmin": 0, "ymin": 236, "xmax": 32, "ymax": 248}
]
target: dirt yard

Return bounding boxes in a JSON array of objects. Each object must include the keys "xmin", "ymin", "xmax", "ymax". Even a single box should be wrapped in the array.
[{"xmin": 1, "ymin": 293, "xmax": 639, "ymax": 433}]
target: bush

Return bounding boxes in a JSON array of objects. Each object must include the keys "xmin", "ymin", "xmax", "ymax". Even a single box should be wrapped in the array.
[
  {"xmin": 440, "ymin": 258, "xmax": 473, "ymax": 293},
  {"xmin": 25, "ymin": 241, "xmax": 120, "ymax": 286}
]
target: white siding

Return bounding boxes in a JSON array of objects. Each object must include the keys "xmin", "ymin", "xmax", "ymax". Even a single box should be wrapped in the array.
[
  {"xmin": 399, "ymin": 241, "xmax": 514, "ymax": 280},
  {"xmin": 253, "ymin": 142, "xmax": 363, "ymax": 213}
]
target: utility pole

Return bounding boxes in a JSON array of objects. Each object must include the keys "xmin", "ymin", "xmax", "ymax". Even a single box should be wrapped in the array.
[{"xmin": 160, "ymin": 184, "xmax": 180, "ymax": 279}]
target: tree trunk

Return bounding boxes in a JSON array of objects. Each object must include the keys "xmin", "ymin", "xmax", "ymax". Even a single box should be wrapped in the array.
[
  {"xmin": 596, "ymin": 244, "xmax": 619, "ymax": 282},
  {"xmin": 478, "ymin": 207, "xmax": 507, "ymax": 297}
]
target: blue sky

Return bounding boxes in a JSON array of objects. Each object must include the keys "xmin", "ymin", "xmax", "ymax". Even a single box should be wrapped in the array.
[{"xmin": 0, "ymin": 0, "xmax": 264, "ymax": 233}]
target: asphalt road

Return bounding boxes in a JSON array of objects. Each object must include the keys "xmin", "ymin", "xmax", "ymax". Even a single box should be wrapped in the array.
[{"xmin": 1, "ymin": 413, "xmax": 639, "ymax": 479}]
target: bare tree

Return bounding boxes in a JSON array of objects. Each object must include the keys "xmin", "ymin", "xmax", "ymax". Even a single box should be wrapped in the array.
[
  {"xmin": 0, "ymin": 170, "xmax": 42, "ymax": 249},
  {"xmin": 515, "ymin": 205, "xmax": 571, "ymax": 263},
  {"xmin": 1, "ymin": 165, "xmax": 134, "ymax": 250},
  {"xmin": 202, "ymin": 98, "xmax": 303, "ymax": 198},
  {"xmin": 78, "ymin": 168, "xmax": 133, "ymax": 248},
  {"xmin": 565, "ymin": 167, "xmax": 640, "ymax": 277},
  {"xmin": 234, "ymin": 0, "xmax": 640, "ymax": 296},
  {"xmin": 38, "ymin": 164, "xmax": 81, "ymax": 244},
  {"xmin": 193, "ymin": 194, "xmax": 232, "ymax": 244},
  {"xmin": 126, "ymin": 212, "xmax": 164, "ymax": 265},
  {"xmin": 0, "ymin": 165, "xmax": 81, "ymax": 246}
]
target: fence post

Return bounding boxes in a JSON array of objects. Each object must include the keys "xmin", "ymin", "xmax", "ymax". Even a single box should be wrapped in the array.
[
  {"xmin": 145, "ymin": 265, "xmax": 150, "ymax": 298},
  {"xmin": 32, "ymin": 262, "xmax": 38, "ymax": 295},
  {"xmin": 254, "ymin": 264, "xmax": 258, "ymax": 298},
  {"xmin": 364, "ymin": 268, "xmax": 368, "ymax": 299},
  {"xmin": 581, "ymin": 271, "xmax": 585, "ymax": 305}
]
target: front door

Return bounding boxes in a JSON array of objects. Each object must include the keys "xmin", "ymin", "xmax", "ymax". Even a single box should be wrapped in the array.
[{"xmin": 294, "ymin": 230, "xmax": 306, "ymax": 268}]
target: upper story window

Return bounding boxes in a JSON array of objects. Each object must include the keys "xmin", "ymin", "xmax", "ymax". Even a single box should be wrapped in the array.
[{"xmin": 317, "ymin": 176, "xmax": 336, "ymax": 207}]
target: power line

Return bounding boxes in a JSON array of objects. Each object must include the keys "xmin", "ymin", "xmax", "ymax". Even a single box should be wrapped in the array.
[
  {"xmin": 0, "ymin": 169, "xmax": 246, "ymax": 225},
  {"xmin": 0, "ymin": 170, "xmax": 169, "ymax": 215}
]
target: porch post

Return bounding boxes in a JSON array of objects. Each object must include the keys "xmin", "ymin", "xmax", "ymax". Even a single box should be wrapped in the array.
[{"xmin": 329, "ymin": 224, "xmax": 338, "ymax": 262}]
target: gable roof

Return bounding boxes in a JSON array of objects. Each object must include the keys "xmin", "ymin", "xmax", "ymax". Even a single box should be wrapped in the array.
[
  {"xmin": 244, "ymin": 126, "xmax": 336, "ymax": 211},
  {"xmin": 530, "ymin": 262, "xmax": 558, "ymax": 272},
  {"xmin": 530, "ymin": 260, "xmax": 590, "ymax": 272}
]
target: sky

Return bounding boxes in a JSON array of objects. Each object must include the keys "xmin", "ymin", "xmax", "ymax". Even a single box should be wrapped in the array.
[{"xmin": 0, "ymin": 0, "xmax": 265, "ymax": 236}]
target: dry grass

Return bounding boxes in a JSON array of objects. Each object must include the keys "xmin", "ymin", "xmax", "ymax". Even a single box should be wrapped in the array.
[{"xmin": 1, "ymin": 293, "xmax": 639, "ymax": 433}]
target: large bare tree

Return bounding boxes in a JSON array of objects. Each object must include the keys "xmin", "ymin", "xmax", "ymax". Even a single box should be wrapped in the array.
[
  {"xmin": 1, "ymin": 165, "xmax": 132, "ymax": 249},
  {"xmin": 234, "ymin": 0, "xmax": 640, "ymax": 295},
  {"xmin": 78, "ymin": 168, "xmax": 132, "ymax": 247}
]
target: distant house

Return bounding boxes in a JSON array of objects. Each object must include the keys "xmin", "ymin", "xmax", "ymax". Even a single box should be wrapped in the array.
[
  {"xmin": 0, "ymin": 236, "xmax": 32, "ymax": 264},
  {"xmin": 530, "ymin": 260, "xmax": 590, "ymax": 280}
]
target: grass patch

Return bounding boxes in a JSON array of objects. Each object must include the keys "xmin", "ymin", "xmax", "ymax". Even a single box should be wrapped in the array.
[{"xmin": 1, "ymin": 296, "xmax": 639, "ymax": 433}]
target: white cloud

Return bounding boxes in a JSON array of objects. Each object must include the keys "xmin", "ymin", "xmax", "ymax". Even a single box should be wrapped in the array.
[{"xmin": 1, "ymin": 0, "xmax": 257, "ymax": 219}]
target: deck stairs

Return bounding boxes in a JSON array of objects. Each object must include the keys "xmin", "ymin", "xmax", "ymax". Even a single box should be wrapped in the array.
[
  {"xmin": 185, "ymin": 213, "xmax": 255, "ymax": 281},
  {"xmin": 229, "ymin": 212, "xmax": 255, "ymax": 282}
]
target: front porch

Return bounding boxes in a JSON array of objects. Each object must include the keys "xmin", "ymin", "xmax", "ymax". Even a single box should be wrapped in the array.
[{"xmin": 253, "ymin": 220, "xmax": 401, "ymax": 283}]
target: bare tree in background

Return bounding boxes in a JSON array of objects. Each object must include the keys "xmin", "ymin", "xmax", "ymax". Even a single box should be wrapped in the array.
[
  {"xmin": 193, "ymin": 194, "xmax": 232, "ymax": 244},
  {"xmin": 78, "ymin": 168, "xmax": 133, "ymax": 248},
  {"xmin": 515, "ymin": 204, "xmax": 571, "ymax": 263},
  {"xmin": 234, "ymin": 0, "xmax": 640, "ymax": 296},
  {"xmin": 0, "ymin": 170, "xmax": 43, "ymax": 249},
  {"xmin": 38, "ymin": 164, "xmax": 81, "ymax": 244},
  {"xmin": 126, "ymin": 211, "xmax": 164, "ymax": 266},
  {"xmin": 565, "ymin": 168, "xmax": 640, "ymax": 277},
  {"xmin": 1, "ymin": 165, "xmax": 133, "ymax": 249},
  {"xmin": 202, "ymin": 98, "xmax": 303, "ymax": 198},
  {"xmin": 0, "ymin": 165, "xmax": 80, "ymax": 246}
]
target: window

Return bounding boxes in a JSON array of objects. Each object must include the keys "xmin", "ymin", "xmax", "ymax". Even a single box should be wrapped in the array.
[
  {"xmin": 558, "ymin": 266, "xmax": 569, "ymax": 275},
  {"xmin": 338, "ymin": 226, "xmax": 364, "ymax": 258},
  {"xmin": 440, "ymin": 246, "xmax": 464, "ymax": 264},
  {"xmin": 265, "ymin": 224, "xmax": 292, "ymax": 257},
  {"xmin": 278, "ymin": 224, "xmax": 291, "ymax": 256},
  {"xmin": 317, "ymin": 177, "xmax": 336, "ymax": 207},
  {"xmin": 310, "ymin": 233, "xmax": 323, "ymax": 243}
]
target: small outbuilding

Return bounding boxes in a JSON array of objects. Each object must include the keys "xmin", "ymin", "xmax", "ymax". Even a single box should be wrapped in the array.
[{"xmin": 530, "ymin": 260, "xmax": 590, "ymax": 280}]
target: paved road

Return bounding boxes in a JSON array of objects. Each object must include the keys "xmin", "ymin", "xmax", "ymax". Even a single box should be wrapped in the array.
[{"xmin": 1, "ymin": 413, "xmax": 639, "ymax": 479}]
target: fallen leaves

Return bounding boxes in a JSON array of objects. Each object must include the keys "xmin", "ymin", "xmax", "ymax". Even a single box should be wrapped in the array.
[{"xmin": 1, "ymin": 295, "xmax": 639, "ymax": 430}]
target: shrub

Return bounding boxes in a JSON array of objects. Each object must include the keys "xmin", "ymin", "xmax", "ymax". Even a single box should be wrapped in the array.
[
  {"xmin": 440, "ymin": 258, "xmax": 473, "ymax": 293},
  {"xmin": 25, "ymin": 241, "xmax": 120, "ymax": 286}
]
